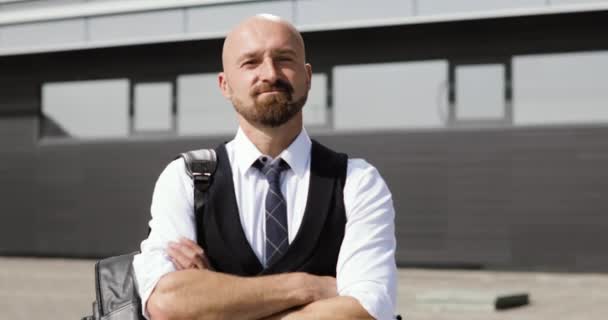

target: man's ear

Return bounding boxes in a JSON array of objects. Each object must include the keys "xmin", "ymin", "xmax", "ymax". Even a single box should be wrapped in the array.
[
  {"xmin": 305, "ymin": 63, "xmax": 312, "ymax": 91},
  {"xmin": 218, "ymin": 72, "xmax": 231, "ymax": 99}
]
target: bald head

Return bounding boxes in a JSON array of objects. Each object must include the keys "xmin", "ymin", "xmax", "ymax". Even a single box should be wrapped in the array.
[
  {"xmin": 222, "ymin": 14, "xmax": 306, "ymax": 70},
  {"xmin": 218, "ymin": 14, "xmax": 312, "ymax": 129}
]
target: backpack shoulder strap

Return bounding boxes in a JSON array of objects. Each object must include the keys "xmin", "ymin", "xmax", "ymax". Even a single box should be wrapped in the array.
[{"xmin": 175, "ymin": 149, "xmax": 217, "ymax": 212}]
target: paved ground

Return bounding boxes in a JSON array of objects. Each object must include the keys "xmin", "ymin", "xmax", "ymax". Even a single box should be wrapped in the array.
[
  {"xmin": 1, "ymin": 257, "xmax": 607, "ymax": 320},
  {"xmin": 397, "ymin": 268, "xmax": 608, "ymax": 320}
]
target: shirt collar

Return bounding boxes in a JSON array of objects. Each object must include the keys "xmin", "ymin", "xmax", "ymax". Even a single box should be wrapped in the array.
[
  {"xmin": 232, "ymin": 127, "xmax": 311, "ymax": 178},
  {"xmin": 277, "ymin": 128, "xmax": 311, "ymax": 178}
]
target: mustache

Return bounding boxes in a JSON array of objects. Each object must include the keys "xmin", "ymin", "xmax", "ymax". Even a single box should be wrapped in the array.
[{"xmin": 252, "ymin": 80, "xmax": 294, "ymax": 96}]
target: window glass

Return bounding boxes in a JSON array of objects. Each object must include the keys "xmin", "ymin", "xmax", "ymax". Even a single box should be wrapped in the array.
[
  {"xmin": 334, "ymin": 60, "xmax": 448, "ymax": 131},
  {"xmin": 455, "ymin": 64, "xmax": 505, "ymax": 120},
  {"xmin": 303, "ymin": 73, "xmax": 328, "ymax": 127},
  {"xmin": 513, "ymin": 51, "xmax": 608, "ymax": 125},
  {"xmin": 177, "ymin": 73, "xmax": 236, "ymax": 136},
  {"xmin": 41, "ymin": 79, "xmax": 129, "ymax": 139},
  {"xmin": 134, "ymin": 82, "xmax": 172, "ymax": 132}
]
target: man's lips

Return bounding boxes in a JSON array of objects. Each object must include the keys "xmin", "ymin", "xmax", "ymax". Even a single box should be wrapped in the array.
[{"xmin": 258, "ymin": 89, "xmax": 287, "ymax": 94}]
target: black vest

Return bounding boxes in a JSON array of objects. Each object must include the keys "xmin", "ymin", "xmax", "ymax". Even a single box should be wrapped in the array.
[{"xmin": 196, "ymin": 140, "xmax": 347, "ymax": 277}]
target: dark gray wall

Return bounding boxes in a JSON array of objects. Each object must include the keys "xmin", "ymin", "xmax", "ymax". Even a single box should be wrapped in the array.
[
  {"xmin": 332, "ymin": 127, "xmax": 608, "ymax": 272},
  {"xmin": 1, "ymin": 118, "xmax": 608, "ymax": 272}
]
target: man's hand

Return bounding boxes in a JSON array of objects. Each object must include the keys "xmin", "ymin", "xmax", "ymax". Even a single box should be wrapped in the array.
[
  {"xmin": 153, "ymin": 238, "xmax": 339, "ymax": 320},
  {"xmin": 303, "ymin": 275, "xmax": 337, "ymax": 301},
  {"xmin": 166, "ymin": 237, "xmax": 213, "ymax": 270},
  {"xmin": 148, "ymin": 270, "xmax": 337, "ymax": 320},
  {"xmin": 166, "ymin": 237, "xmax": 336, "ymax": 301}
]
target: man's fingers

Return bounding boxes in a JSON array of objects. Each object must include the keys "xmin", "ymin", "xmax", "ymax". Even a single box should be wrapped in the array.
[
  {"xmin": 177, "ymin": 242, "xmax": 203, "ymax": 264},
  {"xmin": 178, "ymin": 237, "xmax": 214, "ymax": 270},
  {"xmin": 179, "ymin": 237, "xmax": 204, "ymax": 255},
  {"xmin": 167, "ymin": 242, "xmax": 204, "ymax": 270},
  {"xmin": 173, "ymin": 241, "xmax": 203, "ymax": 262},
  {"xmin": 166, "ymin": 245, "xmax": 187, "ymax": 270},
  {"xmin": 167, "ymin": 243, "xmax": 203, "ymax": 270}
]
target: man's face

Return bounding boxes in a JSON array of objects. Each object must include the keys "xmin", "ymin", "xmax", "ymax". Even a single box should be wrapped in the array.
[{"xmin": 219, "ymin": 18, "xmax": 311, "ymax": 128}]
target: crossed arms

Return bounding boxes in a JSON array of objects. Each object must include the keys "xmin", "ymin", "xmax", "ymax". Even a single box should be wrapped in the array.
[{"xmin": 147, "ymin": 238, "xmax": 373, "ymax": 320}]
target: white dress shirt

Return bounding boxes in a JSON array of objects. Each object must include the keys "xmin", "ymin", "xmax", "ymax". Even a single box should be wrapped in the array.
[{"xmin": 133, "ymin": 128, "xmax": 397, "ymax": 320}]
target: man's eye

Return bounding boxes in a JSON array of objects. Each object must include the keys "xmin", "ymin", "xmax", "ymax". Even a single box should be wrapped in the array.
[{"xmin": 242, "ymin": 60, "xmax": 257, "ymax": 67}]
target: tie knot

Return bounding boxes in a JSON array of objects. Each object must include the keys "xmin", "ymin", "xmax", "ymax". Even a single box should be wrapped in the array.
[{"xmin": 255, "ymin": 156, "xmax": 289, "ymax": 183}]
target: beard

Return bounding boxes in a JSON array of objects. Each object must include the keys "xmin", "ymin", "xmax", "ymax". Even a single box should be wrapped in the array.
[{"xmin": 231, "ymin": 80, "xmax": 308, "ymax": 128}]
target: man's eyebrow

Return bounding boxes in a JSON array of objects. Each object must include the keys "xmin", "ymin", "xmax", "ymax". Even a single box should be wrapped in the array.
[
  {"xmin": 236, "ymin": 50, "xmax": 261, "ymax": 63},
  {"xmin": 272, "ymin": 48, "xmax": 297, "ymax": 56},
  {"xmin": 236, "ymin": 48, "xmax": 297, "ymax": 63}
]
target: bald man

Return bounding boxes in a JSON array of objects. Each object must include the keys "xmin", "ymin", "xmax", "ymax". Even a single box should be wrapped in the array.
[{"xmin": 133, "ymin": 15, "xmax": 397, "ymax": 320}]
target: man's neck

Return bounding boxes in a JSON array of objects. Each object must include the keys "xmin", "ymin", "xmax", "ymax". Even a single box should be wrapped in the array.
[{"xmin": 239, "ymin": 114, "xmax": 303, "ymax": 158}]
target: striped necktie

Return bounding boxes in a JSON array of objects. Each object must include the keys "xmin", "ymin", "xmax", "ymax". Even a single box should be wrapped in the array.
[{"xmin": 255, "ymin": 156, "xmax": 290, "ymax": 267}]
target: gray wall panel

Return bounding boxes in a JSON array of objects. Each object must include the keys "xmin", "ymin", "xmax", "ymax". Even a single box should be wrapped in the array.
[
  {"xmin": 0, "ymin": 78, "xmax": 39, "ymax": 116},
  {"xmin": 0, "ymin": 117, "xmax": 36, "ymax": 150},
  {"xmin": 296, "ymin": 0, "xmax": 413, "ymax": 26},
  {"xmin": 319, "ymin": 127, "xmax": 608, "ymax": 271},
  {"xmin": 551, "ymin": 0, "xmax": 608, "ymax": 4},
  {"xmin": 89, "ymin": 10, "xmax": 183, "ymax": 42},
  {"xmin": 0, "ymin": 19, "xmax": 85, "ymax": 48},
  {"xmin": 417, "ymin": 0, "xmax": 546, "ymax": 15},
  {"xmin": 187, "ymin": 2, "xmax": 294, "ymax": 35},
  {"xmin": 0, "ymin": 0, "xmax": 84, "ymax": 11}
]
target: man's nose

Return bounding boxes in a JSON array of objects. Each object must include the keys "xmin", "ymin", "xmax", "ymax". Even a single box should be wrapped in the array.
[{"xmin": 259, "ymin": 58, "xmax": 279, "ymax": 83}]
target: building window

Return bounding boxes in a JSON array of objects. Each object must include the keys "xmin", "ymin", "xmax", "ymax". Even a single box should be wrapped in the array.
[
  {"xmin": 132, "ymin": 81, "xmax": 175, "ymax": 134},
  {"xmin": 448, "ymin": 61, "xmax": 513, "ymax": 127},
  {"xmin": 41, "ymin": 79, "xmax": 129, "ymax": 139},
  {"xmin": 177, "ymin": 73, "xmax": 236, "ymax": 136},
  {"xmin": 303, "ymin": 73, "xmax": 329, "ymax": 128},
  {"xmin": 513, "ymin": 50, "xmax": 608, "ymax": 126},
  {"xmin": 333, "ymin": 60, "xmax": 448, "ymax": 131}
]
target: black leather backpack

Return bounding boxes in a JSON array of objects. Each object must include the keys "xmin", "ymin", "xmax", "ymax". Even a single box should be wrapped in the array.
[{"xmin": 81, "ymin": 149, "xmax": 217, "ymax": 320}]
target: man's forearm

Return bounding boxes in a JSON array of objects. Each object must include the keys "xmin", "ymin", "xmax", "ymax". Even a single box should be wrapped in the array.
[
  {"xmin": 147, "ymin": 269, "xmax": 334, "ymax": 320},
  {"xmin": 261, "ymin": 296, "xmax": 375, "ymax": 320}
]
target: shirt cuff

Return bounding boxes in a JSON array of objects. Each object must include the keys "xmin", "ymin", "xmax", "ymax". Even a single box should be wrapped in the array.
[{"xmin": 339, "ymin": 282, "xmax": 395, "ymax": 320}]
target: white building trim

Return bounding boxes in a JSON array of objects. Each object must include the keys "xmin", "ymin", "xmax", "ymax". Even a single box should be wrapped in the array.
[
  {"xmin": 298, "ymin": 2, "xmax": 608, "ymax": 33},
  {"xmin": 0, "ymin": 0, "xmax": 261, "ymax": 26},
  {"xmin": 1, "ymin": 1, "xmax": 607, "ymax": 57}
]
